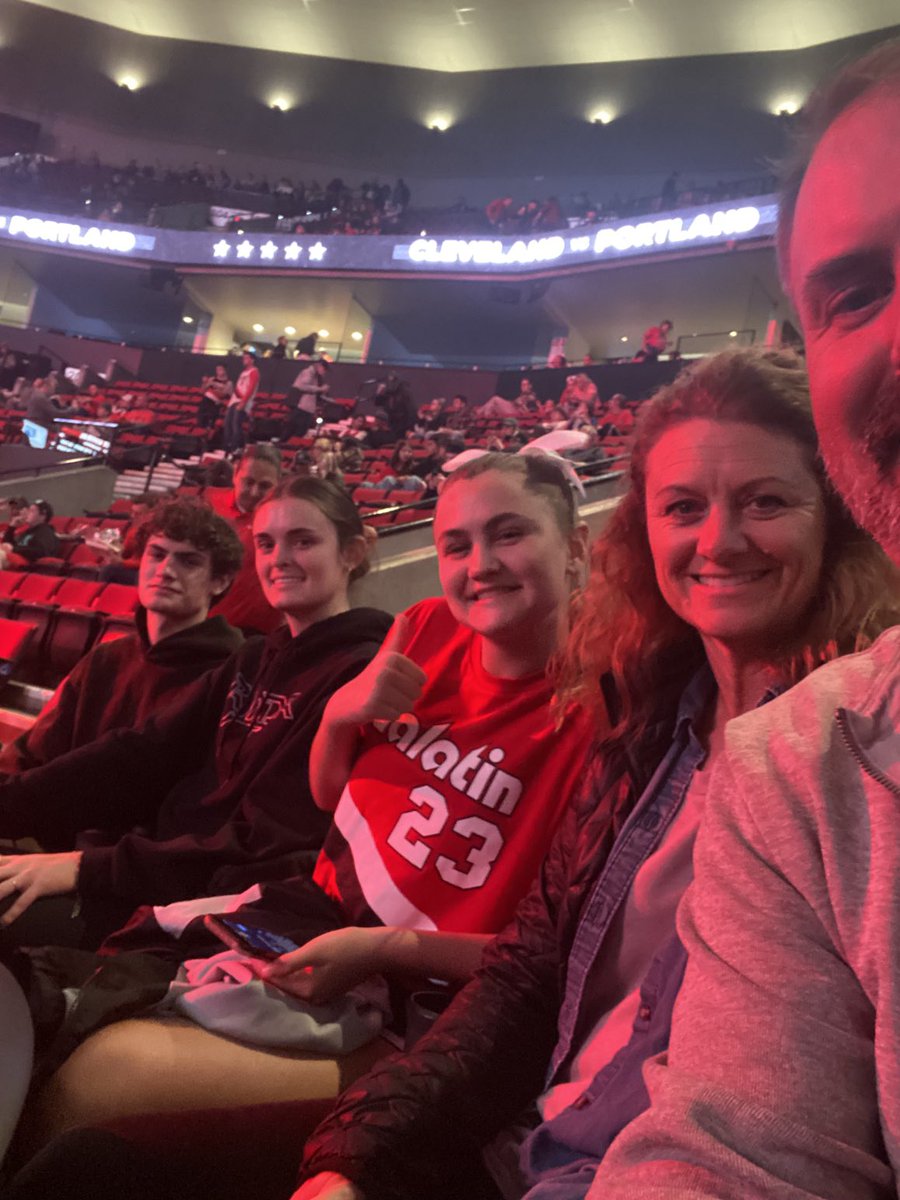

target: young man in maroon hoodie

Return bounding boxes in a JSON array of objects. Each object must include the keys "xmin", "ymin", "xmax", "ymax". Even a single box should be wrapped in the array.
[{"xmin": 0, "ymin": 498, "xmax": 244, "ymax": 775}]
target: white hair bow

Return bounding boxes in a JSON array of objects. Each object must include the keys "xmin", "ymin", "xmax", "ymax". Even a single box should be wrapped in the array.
[{"xmin": 442, "ymin": 429, "xmax": 590, "ymax": 497}]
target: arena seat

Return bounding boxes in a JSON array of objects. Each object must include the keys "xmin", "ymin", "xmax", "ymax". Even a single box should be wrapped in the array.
[
  {"xmin": 0, "ymin": 573, "xmax": 62, "ymax": 620},
  {"xmin": 95, "ymin": 584, "xmax": 139, "ymax": 617},
  {"xmin": 0, "ymin": 617, "xmax": 37, "ymax": 677},
  {"xmin": 42, "ymin": 579, "xmax": 109, "ymax": 674},
  {"xmin": 394, "ymin": 508, "xmax": 430, "ymax": 525},
  {"xmin": 353, "ymin": 487, "xmax": 390, "ymax": 504},
  {"xmin": 13, "ymin": 576, "xmax": 102, "ymax": 665},
  {"xmin": 0, "ymin": 571, "xmax": 24, "ymax": 604}
]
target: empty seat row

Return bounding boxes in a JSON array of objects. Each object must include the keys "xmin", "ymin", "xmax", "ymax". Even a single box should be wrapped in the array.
[{"xmin": 0, "ymin": 572, "xmax": 139, "ymax": 678}]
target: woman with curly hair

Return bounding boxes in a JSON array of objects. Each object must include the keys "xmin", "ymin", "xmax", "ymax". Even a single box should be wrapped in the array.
[{"xmin": 291, "ymin": 348, "xmax": 900, "ymax": 1200}]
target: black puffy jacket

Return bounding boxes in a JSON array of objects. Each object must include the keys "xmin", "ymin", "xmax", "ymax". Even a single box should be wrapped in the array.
[{"xmin": 300, "ymin": 710, "xmax": 677, "ymax": 1200}]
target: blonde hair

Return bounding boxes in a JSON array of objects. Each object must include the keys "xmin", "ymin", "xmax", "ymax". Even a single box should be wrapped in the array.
[{"xmin": 556, "ymin": 349, "xmax": 900, "ymax": 742}]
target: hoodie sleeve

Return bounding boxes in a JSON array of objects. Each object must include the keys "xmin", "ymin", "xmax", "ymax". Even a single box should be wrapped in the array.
[
  {"xmin": 0, "ymin": 655, "xmax": 237, "ymax": 849},
  {"xmin": 76, "ymin": 643, "xmax": 386, "ymax": 905},
  {"xmin": 0, "ymin": 659, "xmax": 88, "ymax": 774}
]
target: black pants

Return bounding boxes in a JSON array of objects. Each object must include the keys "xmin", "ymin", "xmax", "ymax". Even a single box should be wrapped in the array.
[
  {"xmin": 0, "ymin": 888, "xmax": 130, "ymax": 952},
  {"xmin": 5, "ymin": 1127, "xmax": 300, "ymax": 1200},
  {"xmin": 283, "ymin": 395, "xmax": 316, "ymax": 439}
]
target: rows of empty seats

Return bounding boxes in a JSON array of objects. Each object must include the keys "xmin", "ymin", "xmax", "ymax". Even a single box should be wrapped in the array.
[{"xmin": 0, "ymin": 571, "xmax": 138, "ymax": 681}]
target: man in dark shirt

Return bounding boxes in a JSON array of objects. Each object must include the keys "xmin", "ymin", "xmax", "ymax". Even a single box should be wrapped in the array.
[
  {"xmin": 1, "ymin": 499, "xmax": 60, "ymax": 566},
  {"xmin": 0, "ymin": 498, "xmax": 243, "ymax": 774}
]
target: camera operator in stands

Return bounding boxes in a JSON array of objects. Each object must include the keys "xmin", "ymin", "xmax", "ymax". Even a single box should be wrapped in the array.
[
  {"xmin": 284, "ymin": 358, "xmax": 330, "ymax": 441},
  {"xmin": 0, "ymin": 499, "xmax": 243, "ymax": 774}
]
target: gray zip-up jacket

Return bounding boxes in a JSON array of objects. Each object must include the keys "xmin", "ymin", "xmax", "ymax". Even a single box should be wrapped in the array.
[{"xmin": 593, "ymin": 626, "xmax": 900, "ymax": 1200}]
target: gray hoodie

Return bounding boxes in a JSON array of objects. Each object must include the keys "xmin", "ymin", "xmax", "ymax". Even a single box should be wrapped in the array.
[{"xmin": 593, "ymin": 627, "xmax": 900, "ymax": 1200}]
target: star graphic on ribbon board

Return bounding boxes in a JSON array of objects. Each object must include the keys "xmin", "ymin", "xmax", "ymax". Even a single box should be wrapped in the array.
[
  {"xmin": 236, "ymin": 241, "xmax": 254, "ymax": 259},
  {"xmin": 260, "ymin": 241, "xmax": 278, "ymax": 260},
  {"xmin": 212, "ymin": 239, "xmax": 231, "ymax": 257},
  {"xmin": 284, "ymin": 242, "xmax": 303, "ymax": 261},
  {"xmin": 308, "ymin": 242, "xmax": 327, "ymax": 261}
]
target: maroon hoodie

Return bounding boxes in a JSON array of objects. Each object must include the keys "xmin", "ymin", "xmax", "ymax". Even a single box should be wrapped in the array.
[{"xmin": 0, "ymin": 607, "xmax": 392, "ymax": 911}]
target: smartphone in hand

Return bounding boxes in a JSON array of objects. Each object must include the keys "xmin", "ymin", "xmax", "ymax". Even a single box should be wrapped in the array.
[{"xmin": 204, "ymin": 914, "xmax": 302, "ymax": 961}]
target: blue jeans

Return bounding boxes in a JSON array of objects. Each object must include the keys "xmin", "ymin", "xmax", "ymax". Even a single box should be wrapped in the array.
[{"xmin": 224, "ymin": 406, "xmax": 248, "ymax": 453}]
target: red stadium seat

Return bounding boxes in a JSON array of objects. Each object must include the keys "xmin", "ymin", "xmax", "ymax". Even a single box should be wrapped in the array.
[
  {"xmin": 67, "ymin": 544, "xmax": 107, "ymax": 569},
  {"xmin": 0, "ymin": 570, "xmax": 25, "ymax": 600},
  {"xmin": 0, "ymin": 617, "xmax": 37, "ymax": 677},
  {"xmin": 9, "ymin": 573, "xmax": 63, "ymax": 607},
  {"xmin": 353, "ymin": 487, "xmax": 390, "ymax": 504},
  {"xmin": 95, "ymin": 583, "xmax": 139, "ymax": 617},
  {"xmin": 394, "ymin": 508, "xmax": 430, "ymax": 525},
  {"xmin": 33, "ymin": 578, "xmax": 107, "ymax": 673}
]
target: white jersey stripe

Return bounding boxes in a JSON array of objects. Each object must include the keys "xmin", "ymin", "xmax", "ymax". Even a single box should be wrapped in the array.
[{"xmin": 334, "ymin": 787, "xmax": 438, "ymax": 931}]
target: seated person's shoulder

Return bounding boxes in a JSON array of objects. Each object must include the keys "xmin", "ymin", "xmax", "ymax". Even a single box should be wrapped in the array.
[{"xmin": 721, "ymin": 628, "xmax": 900, "ymax": 809}]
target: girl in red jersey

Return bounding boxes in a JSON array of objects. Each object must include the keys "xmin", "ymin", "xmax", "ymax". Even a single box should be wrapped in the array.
[{"xmin": 262, "ymin": 451, "xmax": 592, "ymax": 1001}]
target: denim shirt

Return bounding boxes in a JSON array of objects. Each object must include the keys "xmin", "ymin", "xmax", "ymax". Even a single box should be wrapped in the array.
[{"xmin": 519, "ymin": 671, "xmax": 781, "ymax": 1200}]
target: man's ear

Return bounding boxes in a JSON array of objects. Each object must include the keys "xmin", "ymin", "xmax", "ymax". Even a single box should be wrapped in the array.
[{"xmin": 209, "ymin": 573, "xmax": 236, "ymax": 603}]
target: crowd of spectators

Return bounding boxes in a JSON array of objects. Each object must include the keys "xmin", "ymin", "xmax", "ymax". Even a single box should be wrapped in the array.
[
  {"xmin": 0, "ymin": 153, "xmax": 413, "ymax": 235},
  {"xmin": 0, "ymin": 150, "xmax": 774, "ymax": 237}
]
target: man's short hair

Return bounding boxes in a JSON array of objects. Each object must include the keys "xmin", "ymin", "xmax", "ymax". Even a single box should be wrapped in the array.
[
  {"xmin": 237, "ymin": 442, "xmax": 282, "ymax": 477},
  {"xmin": 776, "ymin": 36, "xmax": 900, "ymax": 285},
  {"xmin": 133, "ymin": 498, "xmax": 243, "ymax": 579},
  {"xmin": 32, "ymin": 499, "xmax": 52, "ymax": 522}
]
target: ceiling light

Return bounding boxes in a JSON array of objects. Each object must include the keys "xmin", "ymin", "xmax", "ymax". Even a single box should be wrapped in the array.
[
  {"xmin": 117, "ymin": 74, "xmax": 141, "ymax": 92},
  {"xmin": 318, "ymin": 329, "xmax": 330, "ymax": 338},
  {"xmin": 771, "ymin": 96, "xmax": 801, "ymax": 117},
  {"xmin": 284, "ymin": 325, "xmax": 296, "ymax": 335},
  {"xmin": 590, "ymin": 108, "xmax": 615, "ymax": 126},
  {"xmin": 619, "ymin": 335, "xmax": 628, "ymax": 342},
  {"xmin": 182, "ymin": 315, "xmax": 194, "ymax": 324},
  {"xmin": 426, "ymin": 113, "xmax": 452, "ymax": 132},
  {"xmin": 728, "ymin": 330, "xmax": 738, "ymax": 338},
  {"xmin": 252, "ymin": 323, "xmax": 265, "ymax": 333},
  {"xmin": 267, "ymin": 92, "xmax": 297, "ymax": 113},
  {"xmin": 351, "ymin": 331, "xmax": 364, "ymax": 342}
]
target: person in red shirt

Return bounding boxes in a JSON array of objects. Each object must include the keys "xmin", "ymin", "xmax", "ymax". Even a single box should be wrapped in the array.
[
  {"xmin": 206, "ymin": 443, "xmax": 283, "ymax": 634},
  {"xmin": 638, "ymin": 318, "xmax": 673, "ymax": 361},
  {"xmin": 265, "ymin": 450, "xmax": 593, "ymax": 998}
]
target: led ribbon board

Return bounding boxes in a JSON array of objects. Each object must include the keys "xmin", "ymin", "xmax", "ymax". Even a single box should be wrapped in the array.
[{"xmin": 0, "ymin": 198, "xmax": 777, "ymax": 277}]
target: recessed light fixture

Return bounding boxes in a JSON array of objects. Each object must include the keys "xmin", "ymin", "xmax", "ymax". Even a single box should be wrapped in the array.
[
  {"xmin": 318, "ymin": 329, "xmax": 330, "ymax": 338},
  {"xmin": 619, "ymin": 335, "xmax": 628, "ymax": 343},
  {"xmin": 426, "ymin": 113, "xmax": 452, "ymax": 132},
  {"xmin": 267, "ymin": 92, "xmax": 296, "ymax": 113},
  {"xmin": 284, "ymin": 325, "xmax": 297, "ymax": 335},
  {"xmin": 351, "ymin": 331, "xmax": 364, "ymax": 342},
  {"xmin": 252, "ymin": 323, "xmax": 265, "ymax": 333},
  {"xmin": 728, "ymin": 330, "xmax": 738, "ymax": 338},
  {"xmin": 117, "ymin": 74, "xmax": 141, "ymax": 92},
  {"xmin": 182, "ymin": 315, "xmax": 194, "ymax": 324},
  {"xmin": 590, "ymin": 109, "xmax": 614, "ymax": 126},
  {"xmin": 771, "ymin": 96, "xmax": 801, "ymax": 116}
]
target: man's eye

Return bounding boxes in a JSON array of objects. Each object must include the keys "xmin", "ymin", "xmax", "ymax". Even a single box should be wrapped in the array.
[{"xmin": 827, "ymin": 278, "xmax": 892, "ymax": 319}]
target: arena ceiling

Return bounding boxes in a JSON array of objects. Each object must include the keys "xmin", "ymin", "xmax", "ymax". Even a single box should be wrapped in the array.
[{"xmin": 19, "ymin": 0, "xmax": 900, "ymax": 72}]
